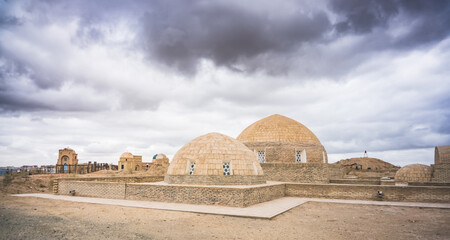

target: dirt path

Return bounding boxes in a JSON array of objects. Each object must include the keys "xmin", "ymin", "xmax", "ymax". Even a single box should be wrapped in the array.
[{"xmin": 1, "ymin": 193, "xmax": 449, "ymax": 240}]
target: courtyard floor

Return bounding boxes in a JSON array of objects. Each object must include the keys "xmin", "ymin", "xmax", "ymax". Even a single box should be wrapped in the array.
[{"xmin": 1, "ymin": 193, "xmax": 449, "ymax": 239}]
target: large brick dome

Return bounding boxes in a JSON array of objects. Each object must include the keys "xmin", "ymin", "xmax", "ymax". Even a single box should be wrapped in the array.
[
  {"xmin": 237, "ymin": 114, "xmax": 321, "ymax": 144},
  {"xmin": 237, "ymin": 114, "xmax": 328, "ymax": 163},
  {"xmin": 165, "ymin": 132, "xmax": 265, "ymax": 185}
]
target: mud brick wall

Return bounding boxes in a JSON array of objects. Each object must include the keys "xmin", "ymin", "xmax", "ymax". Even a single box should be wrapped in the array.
[
  {"xmin": 286, "ymin": 183, "xmax": 450, "ymax": 203},
  {"xmin": 261, "ymin": 163, "xmax": 343, "ymax": 183},
  {"xmin": 58, "ymin": 181, "xmax": 126, "ymax": 199},
  {"xmin": 125, "ymin": 183, "xmax": 285, "ymax": 207}
]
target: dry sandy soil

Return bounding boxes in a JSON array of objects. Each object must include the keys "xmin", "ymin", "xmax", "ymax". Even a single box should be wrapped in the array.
[{"xmin": 1, "ymin": 174, "xmax": 449, "ymax": 240}]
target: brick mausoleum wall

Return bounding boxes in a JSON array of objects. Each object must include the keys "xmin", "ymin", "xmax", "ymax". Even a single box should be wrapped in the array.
[
  {"xmin": 286, "ymin": 183, "xmax": 450, "ymax": 203},
  {"xmin": 244, "ymin": 142, "xmax": 327, "ymax": 163},
  {"xmin": 125, "ymin": 183, "xmax": 285, "ymax": 207},
  {"xmin": 58, "ymin": 181, "xmax": 126, "ymax": 199},
  {"xmin": 432, "ymin": 163, "xmax": 450, "ymax": 182},
  {"xmin": 164, "ymin": 175, "xmax": 266, "ymax": 185},
  {"xmin": 261, "ymin": 163, "xmax": 343, "ymax": 183}
]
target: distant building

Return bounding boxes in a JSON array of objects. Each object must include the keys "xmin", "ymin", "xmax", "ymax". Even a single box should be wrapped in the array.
[{"xmin": 118, "ymin": 152, "xmax": 169, "ymax": 174}]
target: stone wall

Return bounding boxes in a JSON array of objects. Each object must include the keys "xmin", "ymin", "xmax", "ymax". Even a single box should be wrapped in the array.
[
  {"xmin": 261, "ymin": 163, "xmax": 343, "ymax": 183},
  {"xmin": 59, "ymin": 181, "xmax": 126, "ymax": 199},
  {"xmin": 330, "ymin": 179, "xmax": 395, "ymax": 185},
  {"xmin": 164, "ymin": 175, "xmax": 266, "ymax": 185},
  {"xmin": 57, "ymin": 180, "xmax": 450, "ymax": 205},
  {"xmin": 286, "ymin": 183, "xmax": 450, "ymax": 203},
  {"xmin": 54, "ymin": 176, "xmax": 164, "ymax": 193},
  {"xmin": 126, "ymin": 182, "xmax": 285, "ymax": 207}
]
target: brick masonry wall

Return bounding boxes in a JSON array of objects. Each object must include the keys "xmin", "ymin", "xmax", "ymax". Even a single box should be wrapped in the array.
[
  {"xmin": 56, "ymin": 180, "xmax": 450, "ymax": 205},
  {"xmin": 58, "ymin": 176, "xmax": 164, "ymax": 183},
  {"xmin": 330, "ymin": 179, "xmax": 395, "ymax": 185},
  {"xmin": 125, "ymin": 183, "xmax": 285, "ymax": 207},
  {"xmin": 54, "ymin": 176, "xmax": 164, "ymax": 193},
  {"xmin": 164, "ymin": 175, "xmax": 266, "ymax": 185},
  {"xmin": 261, "ymin": 163, "xmax": 344, "ymax": 183},
  {"xmin": 432, "ymin": 163, "xmax": 450, "ymax": 182},
  {"xmin": 58, "ymin": 181, "xmax": 126, "ymax": 199},
  {"xmin": 244, "ymin": 142, "xmax": 327, "ymax": 163},
  {"xmin": 286, "ymin": 183, "xmax": 450, "ymax": 203}
]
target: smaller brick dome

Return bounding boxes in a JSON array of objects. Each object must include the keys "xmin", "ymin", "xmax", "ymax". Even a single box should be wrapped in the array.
[
  {"xmin": 165, "ymin": 132, "xmax": 265, "ymax": 185},
  {"xmin": 120, "ymin": 152, "xmax": 133, "ymax": 158},
  {"xmin": 395, "ymin": 164, "xmax": 432, "ymax": 183},
  {"xmin": 153, "ymin": 153, "xmax": 169, "ymax": 164},
  {"xmin": 154, "ymin": 153, "xmax": 167, "ymax": 160}
]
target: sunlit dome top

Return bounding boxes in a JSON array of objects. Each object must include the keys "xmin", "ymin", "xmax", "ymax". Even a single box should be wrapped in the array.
[{"xmin": 237, "ymin": 114, "xmax": 321, "ymax": 144}]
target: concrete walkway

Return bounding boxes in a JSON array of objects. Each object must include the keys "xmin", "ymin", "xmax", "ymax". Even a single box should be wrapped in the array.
[{"xmin": 12, "ymin": 194, "xmax": 450, "ymax": 219}]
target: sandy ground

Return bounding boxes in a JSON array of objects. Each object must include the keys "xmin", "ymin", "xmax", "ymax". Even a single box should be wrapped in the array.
[{"xmin": 1, "ymin": 174, "xmax": 449, "ymax": 239}]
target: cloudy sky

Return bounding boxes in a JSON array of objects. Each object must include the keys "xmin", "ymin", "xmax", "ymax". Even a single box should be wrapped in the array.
[{"xmin": 1, "ymin": 0, "xmax": 449, "ymax": 167}]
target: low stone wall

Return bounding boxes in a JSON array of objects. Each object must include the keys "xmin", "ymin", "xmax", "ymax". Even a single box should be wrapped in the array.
[
  {"xmin": 286, "ymin": 183, "xmax": 450, "ymax": 203},
  {"xmin": 56, "ymin": 180, "xmax": 450, "ymax": 206},
  {"xmin": 261, "ymin": 163, "xmax": 343, "ymax": 183},
  {"xmin": 59, "ymin": 181, "xmax": 126, "ymax": 199},
  {"xmin": 57, "ymin": 176, "xmax": 164, "ymax": 183},
  {"xmin": 54, "ymin": 176, "xmax": 164, "ymax": 194},
  {"xmin": 330, "ymin": 179, "xmax": 395, "ymax": 185},
  {"xmin": 126, "ymin": 183, "xmax": 285, "ymax": 207},
  {"xmin": 164, "ymin": 175, "xmax": 266, "ymax": 185}
]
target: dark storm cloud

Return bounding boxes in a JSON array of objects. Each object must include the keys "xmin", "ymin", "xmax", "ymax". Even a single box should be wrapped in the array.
[
  {"xmin": 0, "ymin": 0, "xmax": 450, "ymax": 113},
  {"xmin": 331, "ymin": 0, "xmax": 450, "ymax": 47},
  {"xmin": 140, "ymin": 1, "xmax": 331, "ymax": 73}
]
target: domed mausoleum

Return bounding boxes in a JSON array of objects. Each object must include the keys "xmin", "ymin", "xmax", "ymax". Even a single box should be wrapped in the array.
[
  {"xmin": 165, "ymin": 132, "xmax": 265, "ymax": 185},
  {"xmin": 152, "ymin": 153, "xmax": 169, "ymax": 164},
  {"xmin": 237, "ymin": 114, "xmax": 328, "ymax": 163},
  {"xmin": 395, "ymin": 164, "xmax": 432, "ymax": 183}
]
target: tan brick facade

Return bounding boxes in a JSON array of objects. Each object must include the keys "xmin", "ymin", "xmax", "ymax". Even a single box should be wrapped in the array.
[
  {"xmin": 432, "ymin": 146, "xmax": 450, "ymax": 182},
  {"xmin": 261, "ymin": 163, "xmax": 343, "ymax": 183}
]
